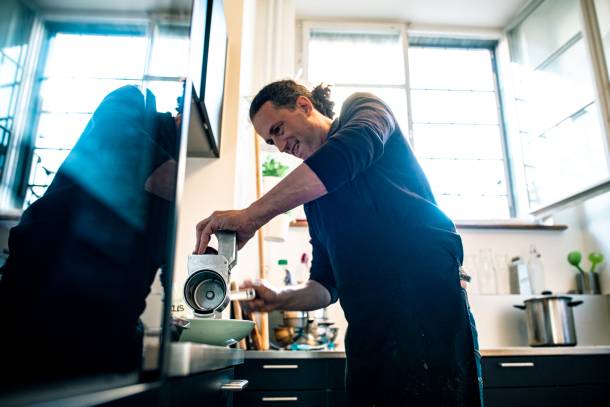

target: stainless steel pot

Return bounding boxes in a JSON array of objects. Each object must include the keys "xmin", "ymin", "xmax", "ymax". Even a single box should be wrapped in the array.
[
  {"xmin": 282, "ymin": 311, "xmax": 308, "ymax": 328},
  {"xmin": 514, "ymin": 293, "xmax": 583, "ymax": 347}
]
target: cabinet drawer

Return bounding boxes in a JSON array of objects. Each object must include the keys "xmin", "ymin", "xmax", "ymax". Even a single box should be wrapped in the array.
[
  {"xmin": 482, "ymin": 355, "xmax": 610, "ymax": 388},
  {"xmin": 235, "ymin": 390, "xmax": 326, "ymax": 407},
  {"xmin": 236, "ymin": 359, "xmax": 327, "ymax": 390}
]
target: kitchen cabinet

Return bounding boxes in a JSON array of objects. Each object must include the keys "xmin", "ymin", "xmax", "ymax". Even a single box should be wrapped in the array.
[
  {"xmin": 100, "ymin": 367, "xmax": 236, "ymax": 407},
  {"xmin": 236, "ymin": 352, "xmax": 610, "ymax": 406},
  {"xmin": 482, "ymin": 355, "xmax": 610, "ymax": 407},
  {"xmin": 234, "ymin": 356, "xmax": 346, "ymax": 407}
]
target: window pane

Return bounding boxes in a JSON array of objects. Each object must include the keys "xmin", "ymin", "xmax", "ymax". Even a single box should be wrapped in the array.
[
  {"xmin": 35, "ymin": 112, "xmax": 90, "ymax": 150},
  {"xmin": 409, "ymin": 47, "xmax": 495, "ymax": 91},
  {"xmin": 513, "ymin": 0, "xmax": 581, "ymax": 68},
  {"xmin": 410, "ymin": 89, "xmax": 499, "ymax": 125},
  {"xmin": 514, "ymin": 39, "xmax": 596, "ymax": 136},
  {"xmin": 420, "ymin": 158, "xmax": 508, "ymax": 196},
  {"xmin": 0, "ymin": 55, "xmax": 19, "ymax": 85},
  {"xmin": 413, "ymin": 124, "xmax": 503, "ymax": 160},
  {"xmin": 44, "ymin": 33, "xmax": 147, "ymax": 79},
  {"xmin": 27, "ymin": 149, "xmax": 70, "ymax": 186},
  {"xmin": 148, "ymin": 24, "xmax": 190, "ymax": 77},
  {"xmin": 308, "ymin": 29, "xmax": 405, "ymax": 85},
  {"xmin": 594, "ymin": 0, "xmax": 610, "ymax": 79},
  {"xmin": 331, "ymin": 85, "xmax": 409, "ymax": 136},
  {"xmin": 522, "ymin": 105, "xmax": 608, "ymax": 207},
  {"xmin": 436, "ymin": 194, "xmax": 510, "ymax": 220},
  {"xmin": 40, "ymin": 78, "xmax": 142, "ymax": 113},
  {"xmin": 143, "ymin": 80, "xmax": 184, "ymax": 115}
]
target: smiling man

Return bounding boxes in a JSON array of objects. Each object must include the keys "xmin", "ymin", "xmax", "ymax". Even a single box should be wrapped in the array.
[{"xmin": 194, "ymin": 79, "xmax": 482, "ymax": 406}]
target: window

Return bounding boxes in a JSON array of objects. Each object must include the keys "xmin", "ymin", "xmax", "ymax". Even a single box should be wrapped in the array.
[
  {"xmin": 23, "ymin": 21, "xmax": 189, "ymax": 207},
  {"xmin": 302, "ymin": 23, "xmax": 510, "ymax": 220},
  {"xmin": 408, "ymin": 43, "xmax": 509, "ymax": 220},
  {"xmin": 508, "ymin": 0, "xmax": 609, "ymax": 210},
  {"xmin": 0, "ymin": 1, "xmax": 34, "ymax": 184}
]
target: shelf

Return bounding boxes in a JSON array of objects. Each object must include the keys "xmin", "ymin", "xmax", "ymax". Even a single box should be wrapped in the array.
[{"xmin": 289, "ymin": 219, "xmax": 567, "ymax": 231}]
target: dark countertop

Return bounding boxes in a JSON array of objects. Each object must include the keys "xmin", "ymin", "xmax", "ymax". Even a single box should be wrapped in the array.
[{"xmin": 245, "ymin": 346, "xmax": 610, "ymax": 359}]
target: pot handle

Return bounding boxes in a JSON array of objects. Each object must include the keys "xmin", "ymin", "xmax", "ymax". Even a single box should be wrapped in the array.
[
  {"xmin": 513, "ymin": 305, "xmax": 526, "ymax": 310},
  {"xmin": 568, "ymin": 300, "xmax": 584, "ymax": 307}
]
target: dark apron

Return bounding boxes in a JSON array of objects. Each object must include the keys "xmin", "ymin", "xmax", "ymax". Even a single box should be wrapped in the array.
[{"xmin": 343, "ymin": 258, "xmax": 483, "ymax": 407}]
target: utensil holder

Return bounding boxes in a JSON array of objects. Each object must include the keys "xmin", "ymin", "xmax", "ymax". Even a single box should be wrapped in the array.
[{"xmin": 576, "ymin": 272, "xmax": 601, "ymax": 294}]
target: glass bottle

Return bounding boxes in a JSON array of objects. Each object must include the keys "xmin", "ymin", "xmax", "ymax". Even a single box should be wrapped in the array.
[
  {"xmin": 477, "ymin": 248, "xmax": 497, "ymax": 294},
  {"xmin": 527, "ymin": 245, "xmax": 545, "ymax": 294}
]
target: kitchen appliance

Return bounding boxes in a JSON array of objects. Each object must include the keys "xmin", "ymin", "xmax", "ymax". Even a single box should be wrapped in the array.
[
  {"xmin": 509, "ymin": 256, "xmax": 532, "ymax": 294},
  {"xmin": 514, "ymin": 292, "xmax": 583, "ymax": 346},
  {"xmin": 184, "ymin": 230, "xmax": 239, "ymax": 318}
]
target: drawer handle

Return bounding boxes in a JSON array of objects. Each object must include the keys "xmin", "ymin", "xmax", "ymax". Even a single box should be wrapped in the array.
[
  {"xmin": 499, "ymin": 362, "xmax": 535, "ymax": 368},
  {"xmin": 262, "ymin": 364, "xmax": 299, "ymax": 369},
  {"xmin": 220, "ymin": 379, "xmax": 249, "ymax": 392},
  {"xmin": 262, "ymin": 397, "xmax": 299, "ymax": 402}
]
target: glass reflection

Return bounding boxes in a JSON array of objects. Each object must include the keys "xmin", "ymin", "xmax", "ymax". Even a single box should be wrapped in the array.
[{"xmin": 0, "ymin": 0, "xmax": 190, "ymax": 392}]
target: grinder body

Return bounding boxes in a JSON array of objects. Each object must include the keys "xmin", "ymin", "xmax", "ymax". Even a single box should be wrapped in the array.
[{"xmin": 184, "ymin": 231, "xmax": 237, "ymax": 318}]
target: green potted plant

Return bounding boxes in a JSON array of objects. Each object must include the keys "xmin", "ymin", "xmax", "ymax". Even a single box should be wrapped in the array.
[{"xmin": 261, "ymin": 156, "xmax": 292, "ymax": 242}]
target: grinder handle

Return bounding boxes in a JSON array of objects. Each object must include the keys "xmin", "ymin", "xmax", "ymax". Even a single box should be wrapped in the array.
[{"xmin": 217, "ymin": 230, "xmax": 237, "ymax": 269}]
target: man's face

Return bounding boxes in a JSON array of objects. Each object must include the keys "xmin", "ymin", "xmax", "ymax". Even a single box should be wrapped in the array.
[{"xmin": 252, "ymin": 97, "xmax": 326, "ymax": 160}]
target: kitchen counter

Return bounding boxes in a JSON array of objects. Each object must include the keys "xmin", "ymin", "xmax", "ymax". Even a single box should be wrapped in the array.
[
  {"xmin": 480, "ymin": 345, "xmax": 610, "ymax": 356},
  {"xmin": 145, "ymin": 342, "xmax": 244, "ymax": 376},
  {"xmin": 245, "ymin": 350, "xmax": 346, "ymax": 359},
  {"xmin": 246, "ymin": 346, "xmax": 610, "ymax": 359}
]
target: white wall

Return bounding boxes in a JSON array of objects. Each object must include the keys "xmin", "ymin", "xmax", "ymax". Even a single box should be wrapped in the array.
[{"xmin": 172, "ymin": 0, "xmax": 261, "ymax": 311}]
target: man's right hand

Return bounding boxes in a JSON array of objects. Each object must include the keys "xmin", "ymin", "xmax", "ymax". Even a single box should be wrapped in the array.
[
  {"xmin": 239, "ymin": 279, "xmax": 282, "ymax": 313},
  {"xmin": 194, "ymin": 208, "xmax": 261, "ymax": 254}
]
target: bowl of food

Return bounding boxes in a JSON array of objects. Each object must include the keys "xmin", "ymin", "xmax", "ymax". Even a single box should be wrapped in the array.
[
  {"xmin": 179, "ymin": 319, "xmax": 255, "ymax": 346},
  {"xmin": 274, "ymin": 325, "xmax": 295, "ymax": 346}
]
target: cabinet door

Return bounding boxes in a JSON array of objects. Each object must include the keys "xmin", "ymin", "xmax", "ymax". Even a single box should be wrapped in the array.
[{"xmin": 484, "ymin": 386, "xmax": 579, "ymax": 407}]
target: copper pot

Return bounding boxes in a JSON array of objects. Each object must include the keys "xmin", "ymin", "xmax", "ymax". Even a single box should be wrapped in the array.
[{"xmin": 274, "ymin": 326, "xmax": 295, "ymax": 346}]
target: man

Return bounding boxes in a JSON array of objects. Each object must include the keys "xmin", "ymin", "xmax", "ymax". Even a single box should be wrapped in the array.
[
  {"xmin": 194, "ymin": 80, "xmax": 482, "ymax": 406},
  {"xmin": 0, "ymin": 85, "xmax": 180, "ymax": 386}
]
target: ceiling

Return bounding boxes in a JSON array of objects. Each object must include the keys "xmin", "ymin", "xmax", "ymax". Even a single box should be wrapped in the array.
[
  {"xmin": 295, "ymin": 0, "xmax": 529, "ymax": 29},
  {"xmin": 29, "ymin": 0, "xmax": 530, "ymax": 29}
]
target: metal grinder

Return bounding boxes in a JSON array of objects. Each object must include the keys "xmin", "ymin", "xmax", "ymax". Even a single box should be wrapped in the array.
[{"xmin": 184, "ymin": 230, "xmax": 238, "ymax": 319}]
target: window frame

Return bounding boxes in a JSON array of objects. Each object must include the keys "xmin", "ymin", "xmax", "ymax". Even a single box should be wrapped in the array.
[{"xmin": 503, "ymin": 0, "xmax": 610, "ymax": 218}]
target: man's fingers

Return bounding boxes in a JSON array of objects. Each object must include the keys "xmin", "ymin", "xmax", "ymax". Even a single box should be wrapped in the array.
[
  {"xmin": 197, "ymin": 221, "xmax": 219, "ymax": 254},
  {"xmin": 194, "ymin": 219, "xmax": 208, "ymax": 254}
]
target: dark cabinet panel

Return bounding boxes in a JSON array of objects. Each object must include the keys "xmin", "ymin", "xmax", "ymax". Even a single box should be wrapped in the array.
[
  {"xmin": 482, "ymin": 355, "xmax": 610, "ymax": 388},
  {"xmin": 163, "ymin": 368, "xmax": 235, "ymax": 407},
  {"xmin": 326, "ymin": 390, "xmax": 347, "ymax": 407},
  {"xmin": 235, "ymin": 390, "xmax": 326, "ymax": 407},
  {"xmin": 484, "ymin": 386, "xmax": 579, "ymax": 407},
  {"xmin": 326, "ymin": 359, "xmax": 345, "ymax": 390},
  {"xmin": 236, "ymin": 359, "xmax": 327, "ymax": 390}
]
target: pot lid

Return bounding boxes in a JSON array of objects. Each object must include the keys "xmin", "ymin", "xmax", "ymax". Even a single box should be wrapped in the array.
[{"xmin": 523, "ymin": 291, "xmax": 573, "ymax": 303}]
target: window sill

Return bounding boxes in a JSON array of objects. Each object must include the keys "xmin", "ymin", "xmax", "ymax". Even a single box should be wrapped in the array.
[{"xmin": 289, "ymin": 219, "xmax": 567, "ymax": 231}]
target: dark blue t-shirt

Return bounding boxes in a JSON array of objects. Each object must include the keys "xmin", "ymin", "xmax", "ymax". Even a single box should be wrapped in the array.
[{"xmin": 304, "ymin": 93, "xmax": 463, "ymax": 322}]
